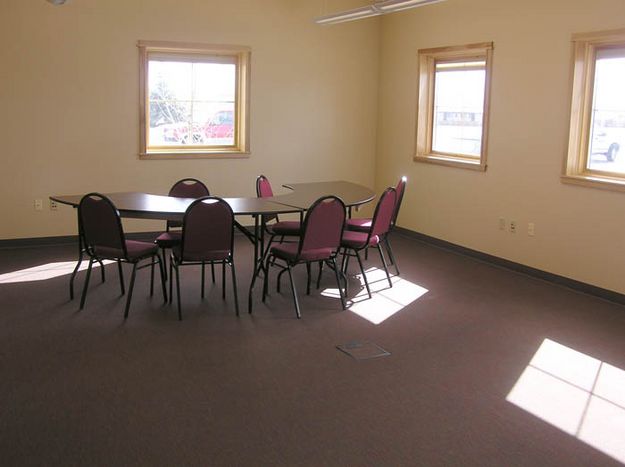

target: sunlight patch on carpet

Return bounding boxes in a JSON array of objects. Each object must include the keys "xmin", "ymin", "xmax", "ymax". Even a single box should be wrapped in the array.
[
  {"xmin": 0, "ymin": 260, "xmax": 113, "ymax": 284},
  {"xmin": 321, "ymin": 267, "xmax": 428, "ymax": 324},
  {"xmin": 507, "ymin": 338, "xmax": 625, "ymax": 464}
]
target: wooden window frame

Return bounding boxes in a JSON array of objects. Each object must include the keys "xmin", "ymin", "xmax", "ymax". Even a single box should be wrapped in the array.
[
  {"xmin": 414, "ymin": 42, "xmax": 493, "ymax": 171},
  {"xmin": 563, "ymin": 29, "xmax": 625, "ymax": 191},
  {"xmin": 138, "ymin": 40, "xmax": 251, "ymax": 160}
]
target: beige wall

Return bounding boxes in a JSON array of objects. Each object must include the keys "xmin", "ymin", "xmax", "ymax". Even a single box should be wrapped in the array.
[
  {"xmin": 0, "ymin": 0, "xmax": 379, "ymax": 238},
  {"xmin": 376, "ymin": 0, "xmax": 625, "ymax": 293}
]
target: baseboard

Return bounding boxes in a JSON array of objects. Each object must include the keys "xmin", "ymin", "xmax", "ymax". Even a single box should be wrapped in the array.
[{"xmin": 394, "ymin": 227, "xmax": 625, "ymax": 306}]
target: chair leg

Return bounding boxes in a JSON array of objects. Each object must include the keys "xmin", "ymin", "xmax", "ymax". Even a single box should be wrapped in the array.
[
  {"xmin": 201, "ymin": 262, "xmax": 205, "ymax": 299},
  {"xmin": 354, "ymin": 250, "xmax": 371, "ymax": 298},
  {"xmin": 230, "ymin": 261, "xmax": 240, "ymax": 316},
  {"xmin": 365, "ymin": 248, "xmax": 369, "ymax": 261},
  {"xmin": 150, "ymin": 257, "xmax": 155, "ymax": 296},
  {"xmin": 385, "ymin": 237, "xmax": 400, "ymax": 276},
  {"xmin": 331, "ymin": 257, "xmax": 346, "ymax": 310},
  {"xmin": 316, "ymin": 261, "xmax": 324, "ymax": 289},
  {"xmin": 117, "ymin": 260, "xmax": 125, "ymax": 295},
  {"xmin": 79, "ymin": 258, "xmax": 94, "ymax": 310},
  {"xmin": 262, "ymin": 254, "xmax": 272, "ymax": 303},
  {"xmin": 342, "ymin": 248, "xmax": 351, "ymax": 274},
  {"xmin": 175, "ymin": 264, "xmax": 182, "ymax": 321},
  {"xmin": 306, "ymin": 262, "xmax": 311, "ymax": 295},
  {"xmin": 98, "ymin": 259, "xmax": 106, "ymax": 283},
  {"xmin": 69, "ymin": 250, "xmax": 83, "ymax": 301},
  {"xmin": 169, "ymin": 255, "xmax": 174, "ymax": 304},
  {"xmin": 377, "ymin": 244, "xmax": 393, "ymax": 288},
  {"xmin": 211, "ymin": 262, "xmax": 216, "ymax": 284},
  {"xmin": 123, "ymin": 263, "xmax": 138, "ymax": 319},
  {"xmin": 286, "ymin": 265, "xmax": 301, "ymax": 319},
  {"xmin": 222, "ymin": 262, "xmax": 226, "ymax": 299},
  {"xmin": 157, "ymin": 253, "xmax": 167, "ymax": 303},
  {"xmin": 161, "ymin": 249, "xmax": 168, "ymax": 281}
]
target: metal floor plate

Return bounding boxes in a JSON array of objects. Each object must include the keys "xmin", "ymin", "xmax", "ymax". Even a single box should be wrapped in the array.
[{"xmin": 337, "ymin": 341, "xmax": 391, "ymax": 360}]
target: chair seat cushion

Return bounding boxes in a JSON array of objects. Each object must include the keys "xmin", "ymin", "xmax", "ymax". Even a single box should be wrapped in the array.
[
  {"xmin": 267, "ymin": 221, "xmax": 301, "ymax": 236},
  {"xmin": 155, "ymin": 231, "xmax": 182, "ymax": 248},
  {"xmin": 271, "ymin": 243, "xmax": 333, "ymax": 262},
  {"xmin": 341, "ymin": 230, "xmax": 379, "ymax": 250},
  {"xmin": 346, "ymin": 218, "xmax": 372, "ymax": 232},
  {"xmin": 94, "ymin": 240, "xmax": 158, "ymax": 262},
  {"xmin": 172, "ymin": 246, "xmax": 230, "ymax": 263}
]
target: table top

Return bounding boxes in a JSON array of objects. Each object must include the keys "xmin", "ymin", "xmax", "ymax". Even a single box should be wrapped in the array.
[
  {"xmin": 279, "ymin": 181, "xmax": 376, "ymax": 209},
  {"xmin": 50, "ymin": 181, "xmax": 374, "ymax": 221}
]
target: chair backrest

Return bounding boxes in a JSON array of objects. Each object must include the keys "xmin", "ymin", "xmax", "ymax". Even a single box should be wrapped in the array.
[
  {"xmin": 167, "ymin": 178, "xmax": 210, "ymax": 229},
  {"xmin": 391, "ymin": 176, "xmax": 407, "ymax": 228},
  {"xmin": 169, "ymin": 178, "xmax": 210, "ymax": 198},
  {"xmin": 298, "ymin": 196, "xmax": 346, "ymax": 257},
  {"xmin": 256, "ymin": 175, "xmax": 274, "ymax": 198},
  {"xmin": 78, "ymin": 193, "xmax": 127, "ymax": 259},
  {"xmin": 256, "ymin": 174, "xmax": 278, "ymax": 224},
  {"xmin": 369, "ymin": 187, "xmax": 397, "ymax": 239},
  {"xmin": 180, "ymin": 197, "xmax": 234, "ymax": 262}
]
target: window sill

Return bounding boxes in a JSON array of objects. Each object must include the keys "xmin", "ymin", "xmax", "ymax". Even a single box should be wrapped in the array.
[
  {"xmin": 414, "ymin": 154, "xmax": 486, "ymax": 171},
  {"xmin": 140, "ymin": 151, "xmax": 250, "ymax": 160},
  {"xmin": 561, "ymin": 173, "xmax": 625, "ymax": 192}
]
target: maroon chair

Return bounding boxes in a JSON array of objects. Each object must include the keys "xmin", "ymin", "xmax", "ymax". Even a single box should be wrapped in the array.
[
  {"xmin": 155, "ymin": 178, "xmax": 210, "ymax": 281},
  {"xmin": 256, "ymin": 175, "xmax": 301, "ymax": 251},
  {"xmin": 170, "ymin": 197, "xmax": 239, "ymax": 320},
  {"xmin": 78, "ymin": 193, "xmax": 167, "ymax": 319},
  {"xmin": 341, "ymin": 187, "xmax": 397, "ymax": 298},
  {"xmin": 261, "ymin": 196, "xmax": 346, "ymax": 319},
  {"xmin": 346, "ymin": 176, "xmax": 406, "ymax": 275}
]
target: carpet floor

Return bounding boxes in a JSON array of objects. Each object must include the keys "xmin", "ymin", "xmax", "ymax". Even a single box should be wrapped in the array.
[{"xmin": 1, "ymin": 232, "xmax": 624, "ymax": 466}]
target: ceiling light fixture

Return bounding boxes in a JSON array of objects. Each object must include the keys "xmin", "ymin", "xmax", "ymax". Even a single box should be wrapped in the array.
[
  {"xmin": 315, "ymin": 0, "xmax": 445, "ymax": 25},
  {"xmin": 47, "ymin": 0, "xmax": 68, "ymax": 5}
]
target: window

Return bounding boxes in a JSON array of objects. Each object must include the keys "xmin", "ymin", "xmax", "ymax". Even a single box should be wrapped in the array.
[
  {"xmin": 564, "ymin": 29, "xmax": 625, "ymax": 190},
  {"xmin": 415, "ymin": 42, "xmax": 493, "ymax": 171},
  {"xmin": 138, "ymin": 41, "xmax": 250, "ymax": 159}
]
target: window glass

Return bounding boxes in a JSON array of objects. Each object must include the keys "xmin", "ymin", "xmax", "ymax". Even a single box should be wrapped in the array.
[
  {"xmin": 148, "ymin": 60, "xmax": 236, "ymax": 147},
  {"xmin": 432, "ymin": 60, "xmax": 486, "ymax": 157},
  {"xmin": 587, "ymin": 48, "xmax": 625, "ymax": 173}
]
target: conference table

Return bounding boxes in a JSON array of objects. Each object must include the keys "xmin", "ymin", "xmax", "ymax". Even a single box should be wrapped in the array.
[{"xmin": 51, "ymin": 181, "xmax": 375, "ymax": 313}]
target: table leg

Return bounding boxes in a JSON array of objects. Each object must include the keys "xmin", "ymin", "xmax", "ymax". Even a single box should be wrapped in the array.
[{"xmin": 69, "ymin": 211, "xmax": 83, "ymax": 300}]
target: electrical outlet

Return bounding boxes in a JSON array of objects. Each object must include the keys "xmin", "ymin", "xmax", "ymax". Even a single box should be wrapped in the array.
[
  {"xmin": 34, "ymin": 199, "xmax": 43, "ymax": 211},
  {"xmin": 498, "ymin": 217, "xmax": 505, "ymax": 231},
  {"xmin": 50, "ymin": 199, "xmax": 58, "ymax": 211},
  {"xmin": 509, "ymin": 220, "xmax": 517, "ymax": 234},
  {"xmin": 528, "ymin": 222, "xmax": 535, "ymax": 236}
]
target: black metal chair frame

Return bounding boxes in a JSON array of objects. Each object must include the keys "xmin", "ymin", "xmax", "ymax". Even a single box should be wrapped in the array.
[
  {"xmin": 169, "ymin": 197, "xmax": 240, "ymax": 321},
  {"xmin": 78, "ymin": 193, "xmax": 168, "ymax": 319}
]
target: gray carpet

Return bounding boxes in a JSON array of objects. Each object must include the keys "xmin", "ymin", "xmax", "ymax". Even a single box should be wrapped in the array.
[{"xmin": 1, "ymin": 233, "xmax": 624, "ymax": 466}]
